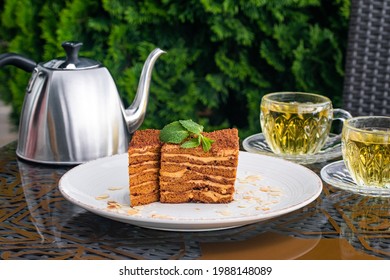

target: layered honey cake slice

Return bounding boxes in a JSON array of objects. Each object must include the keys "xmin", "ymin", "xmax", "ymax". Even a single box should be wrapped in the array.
[
  {"xmin": 128, "ymin": 129, "xmax": 162, "ymax": 206},
  {"xmin": 159, "ymin": 128, "xmax": 239, "ymax": 203}
]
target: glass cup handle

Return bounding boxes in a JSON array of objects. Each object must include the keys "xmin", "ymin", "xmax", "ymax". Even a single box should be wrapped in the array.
[
  {"xmin": 330, "ymin": 108, "xmax": 353, "ymax": 145},
  {"xmin": 333, "ymin": 108, "xmax": 353, "ymax": 121}
]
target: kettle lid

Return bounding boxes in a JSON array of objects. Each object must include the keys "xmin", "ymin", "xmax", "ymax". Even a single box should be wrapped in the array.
[{"xmin": 42, "ymin": 41, "xmax": 102, "ymax": 70}]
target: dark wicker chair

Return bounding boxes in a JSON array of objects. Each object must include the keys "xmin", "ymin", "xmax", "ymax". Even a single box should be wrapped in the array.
[{"xmin": 343, "ymin": 0, "xmax": 390, "ymax": 116}]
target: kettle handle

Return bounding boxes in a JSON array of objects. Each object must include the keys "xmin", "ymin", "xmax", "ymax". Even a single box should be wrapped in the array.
[{"xmin": 0, "ymin": 53, "xmax": 37, "ymax": 72}]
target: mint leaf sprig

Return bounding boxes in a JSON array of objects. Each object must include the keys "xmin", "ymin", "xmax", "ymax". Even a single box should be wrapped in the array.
[{"xmin": 159, "ymin": 120, "xmax": 215, "ymax": 152}]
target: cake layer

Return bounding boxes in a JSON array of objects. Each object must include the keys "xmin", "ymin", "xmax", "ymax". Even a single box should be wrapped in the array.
[
  {"xmin": 159, "ymin": 180, "xmax": 234, "ymax": 193},
  {"xmin": 128, "ymin": 129, "xmax": 162, "ymax": 206},
  {"xmin": 129, "ymin": 148, "xmax": 161, "ymax": 155},
  {"xmin": 129, "ymin": 161, "xmax": 159, "ymax": 173},
  {"xmin": 160, "ymin": 161, "xmax": 236, "ymax": 174},
  {"xmin": 161, "ymin": 147, "xmax": 238, "ymax": 157},
  {"xmin": 160, "ymin": 152, "xmax": 238, "ymax": 167},
  {"xmin": 130, "ymin": 191, "xmax": 160, "ymax": 206},
  {"xmin": 130, "ymin": 181, "xmax": 159, "ymax": 195},
  {"xmin": 160, "ymin": 190, "xmax": 233, "ymax": 203},
  {"xmin": 129, "ymin": 129, "xmax": 161, "ymax": 148},
  {"xmin": 160, "ymin": 168, "xmax": 236, "ymax": 185},
  {"xmin": 129, "ymin": 153, "xmax": 160, "ymax": 165},
  {"xmin": 130, "ymin": 168, "xmax": 159, "ymax": 184}
]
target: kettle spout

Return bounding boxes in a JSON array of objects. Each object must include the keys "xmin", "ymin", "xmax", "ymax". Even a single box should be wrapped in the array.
[
  {"xmin": 0, "ymin": 53, "xmax": 37, "ymax": 72},
  {"xmin": 123, "ymin": 48, "xmax": 166, "ymax": 134}
]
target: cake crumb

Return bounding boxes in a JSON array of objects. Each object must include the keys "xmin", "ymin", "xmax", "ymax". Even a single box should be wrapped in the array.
[
  {"xmin": 96, "ymin": 194, "xmax": 109, "ymax": 200},
  {"xmin": 259, "ymin": 186, "xmax": 271, "ymax": 192},
  {"xmin": 150, "ymin": 213, "xmax": 172, "ymax": 219},
  {"xmin": 127, "ymin": 208, "xmax": 139, "ymax": 215},
  {"xmin": 216, "ymin": 210, "xmax": 232, "ymax": 216},
  {"xmin": 107, "ymin": 200, "xmax": 121, "ymax": 210},
  {"xmin": 108, "ymin": 186, "xmax": 124, "ymax": 191},
  {"xmin": 238, "ymin": 175, "xmax": 262, "ymax": 184}
]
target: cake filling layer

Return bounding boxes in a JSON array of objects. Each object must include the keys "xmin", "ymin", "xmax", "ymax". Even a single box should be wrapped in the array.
[
  {"xmin": 162, "ymin": 147, "xmax": 238, "ymax": 157},
  {"xmin": 161, "ymin": 153, "xmax": 238, "ymax": 166},
  {"xmin": 129, "ymin": 155, "xmax": 160, "ymax": 164},
  {"xmin": 160, "ymin": 178, "xmax": 235, "ymax": 188},
  {"xmin": 130, "ymin": 170, "xmax": 160, "ymax": 185},
  {"xmin": 130, "ymin": 181, "xmax": 159, "ymax": 195},
  {"xmin": 129, "ymin": 162, "xmax": 159, "ymax": 173},
  {"xmin": 160, "ymin": 168, "xmax": 236, "ymax": 181},
  {"xmin": 160, "ymin": 190, "xmax": 233, "ymax": 203},
  {"xmin": 160, "ymin": 162, "xmax": 236, "ymax": 174},
  {"xmin": 159, "ymin": 181, "xmax": 234, "ymax": 194}
]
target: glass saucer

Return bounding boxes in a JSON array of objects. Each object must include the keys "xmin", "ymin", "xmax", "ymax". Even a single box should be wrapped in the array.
[
  {"xmin": 242, "ymin": 133, "xmax": 342, "ymax": 164},
  {"xmin": 320, "ymin": 160, "xmax": 390, "ymax": 197}
]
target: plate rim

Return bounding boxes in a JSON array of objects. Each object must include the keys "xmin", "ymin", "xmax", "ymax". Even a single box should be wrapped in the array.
[{"xmin": 59, "ymin": 151, "xmax": 323, "ymax": 231}]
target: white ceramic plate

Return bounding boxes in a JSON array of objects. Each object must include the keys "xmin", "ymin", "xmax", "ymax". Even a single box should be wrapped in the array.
[
  {"xmin": 321, "ymin": 160, "xmax": 390, "ymax": 197},
  {"xmin": 59, "ymin": 152, "xmax": 322, "ymax": 231},
  {"xmin": 242, "ymin": 133, "xmax": 342, "ymax": 164}
]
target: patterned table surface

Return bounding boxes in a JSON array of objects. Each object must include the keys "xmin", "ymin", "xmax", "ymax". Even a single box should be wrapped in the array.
[{"xmin": 0, "ymin": 142, "xmax": 389, "ymax": 260}]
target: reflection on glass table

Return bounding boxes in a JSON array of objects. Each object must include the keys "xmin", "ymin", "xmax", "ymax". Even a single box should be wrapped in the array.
[{"xmin": 0, "ymin": 142, "xmax": 388, "ymax": 260}]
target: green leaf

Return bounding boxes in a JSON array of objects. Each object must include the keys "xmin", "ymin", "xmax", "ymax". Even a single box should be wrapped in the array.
[
  {"xmin": 159, "ymin": 121, "xmax": 189, "ymax": 144},
  {"xmin": 201, "ymin": 139, "xmax": 211, "ymax": 152},
  {"xmin": 160, "ymin": 119, "xmax": 216, "ymax": 152},
  {"xmin": 179, "ymin": 119, "xmax": 203, "ymax": 135},
  {"xmin": 181, "ymin": 137, "xmax": 200, "ymax": 148},
  {"xmin": 201, "ymin": 136, "xmax": 214, "ymax": 152}
]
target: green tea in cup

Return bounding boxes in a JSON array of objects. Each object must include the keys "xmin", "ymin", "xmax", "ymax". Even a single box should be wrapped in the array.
[
  {"xmin": 342, "ymin": 116, "xmax": 390, "ymax": 189},
  {"xmin": 260, "ymin": 92, "xmax": 351, "ymax": 157}
]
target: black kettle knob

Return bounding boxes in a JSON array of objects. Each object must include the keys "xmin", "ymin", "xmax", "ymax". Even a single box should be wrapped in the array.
[
  {"xmin": 62, "ymin": 41, "xmax": 83, "ymax": 65},
  {"xmin": 51, "ymin": 41, "xmax": 100, "ymax": 70}
]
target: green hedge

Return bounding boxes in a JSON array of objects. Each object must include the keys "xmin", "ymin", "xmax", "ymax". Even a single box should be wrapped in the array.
[{"xmin": 0, "ymin": 0, "xmax": 350, "ymax": 138}]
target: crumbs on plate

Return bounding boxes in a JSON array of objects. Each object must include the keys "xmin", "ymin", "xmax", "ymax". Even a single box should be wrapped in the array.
[
  {"xmin": 233, "ymin": 173, "xmax": 284, "ymax": 213},
  {"xmin": 97, "ymin": 175, "xmax": 284, "ymax": 219},
  {"xmin": 107, "ymin": 200, "xmax": 122, "ymax": 210},
  {"xmin": 95, "ymin": 194, "xmax": 109, "ymax": 200},
  {"xmin": 107, "ymin": 186, "xmax": 123, "ymax": 191}
]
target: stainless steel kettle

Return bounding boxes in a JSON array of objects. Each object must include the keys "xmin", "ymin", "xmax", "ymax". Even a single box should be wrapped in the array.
[{"xmin": 0, "ymin": 41, "xmax": 165, "ymax": 164}]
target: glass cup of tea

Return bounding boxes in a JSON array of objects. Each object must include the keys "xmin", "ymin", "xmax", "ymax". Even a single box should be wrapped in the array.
[
  {"xmin": 342, "ymin": 116, "xmax": 390, "ymax": 189},
  {"xmin": 260, "ymin": 92, "xmax": 352, "ymax": 159}
]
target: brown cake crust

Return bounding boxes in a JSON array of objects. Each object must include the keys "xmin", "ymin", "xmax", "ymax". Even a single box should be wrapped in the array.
[
  {"xmin": 161, "ymin": 129, "xmax": 239, "ymax": 156},
  {"xmin": 128, "ymin": 129, "xmax": 162, "ymax": 206},
  {"xmin": 129, "ymin": 129, "xmax": 162, "ymax": 148}
]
